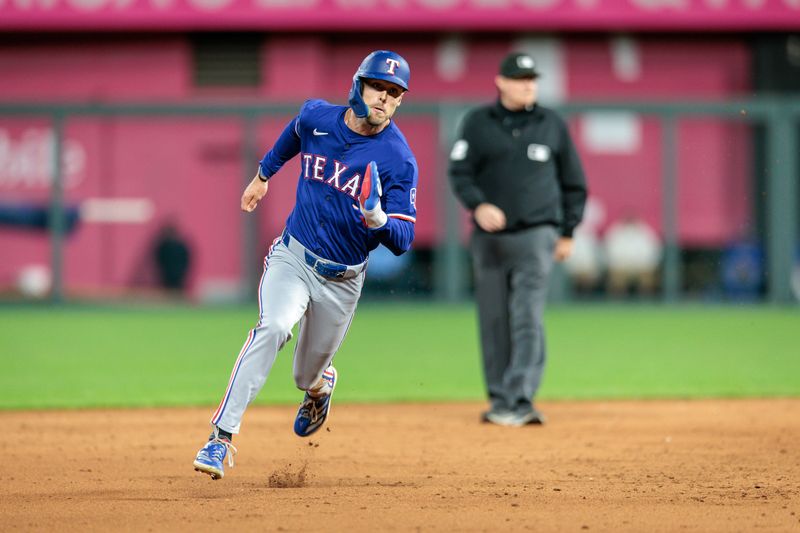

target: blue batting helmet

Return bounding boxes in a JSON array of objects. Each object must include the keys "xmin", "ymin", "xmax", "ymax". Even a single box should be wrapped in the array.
[{"xmin": 348, "ymin": 50, "xmax": 410, "ymax": 118}]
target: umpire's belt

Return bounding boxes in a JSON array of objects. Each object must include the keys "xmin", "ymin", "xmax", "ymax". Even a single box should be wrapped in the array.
[{"xmin": 281, "ymin": 232, "xmax": 366, "ymax": 281}]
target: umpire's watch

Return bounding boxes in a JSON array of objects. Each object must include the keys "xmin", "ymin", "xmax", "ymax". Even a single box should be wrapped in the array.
[{"xmin": 257, "ymin": 165, "xmax": 269, "ymax": 182}]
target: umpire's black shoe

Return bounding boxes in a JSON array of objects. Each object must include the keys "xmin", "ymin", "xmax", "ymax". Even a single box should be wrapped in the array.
[
  {"xmin": 480, "ymin": 408, "xmax": 504, "ymax": 423},
  {"xmin": 517, "ymin": 407, "xmax": 546, "ymax": 425},
  {"xmin": 480, "ymin": 409, "xmax": 520, "ymax": 426}
]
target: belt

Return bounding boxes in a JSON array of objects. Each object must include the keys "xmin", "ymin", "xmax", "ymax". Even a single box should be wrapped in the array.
[{"xmin": 281, "ymin": 231, "xmax": 366, "ymax": 281}]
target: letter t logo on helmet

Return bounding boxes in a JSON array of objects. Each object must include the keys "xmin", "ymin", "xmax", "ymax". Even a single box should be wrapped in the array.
[
  {"xmin": 385, "ymin": 58, "xmax": 400, "ymax": 75},
  {"xmin": 348, "ymin": 50, "xmax": 410, "ymax": 118}
]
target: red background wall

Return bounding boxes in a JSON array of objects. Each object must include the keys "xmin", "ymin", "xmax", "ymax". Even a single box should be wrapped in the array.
[{"xmin": 0, "ymin": 34, "xmax": 751, "ymax": 297}]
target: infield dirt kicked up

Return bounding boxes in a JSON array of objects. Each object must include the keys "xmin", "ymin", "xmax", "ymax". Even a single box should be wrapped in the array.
[{"xmin": 1, "ymin": 399, "xmax": 798, "ymax": 532}]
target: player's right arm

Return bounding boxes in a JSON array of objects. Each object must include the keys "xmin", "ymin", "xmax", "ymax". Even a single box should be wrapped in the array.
[
  {"xmin": 257, "ymin": 99, "xmax": 326, "ymax": 182},
  {"xmin": 257, "ymin": 116, "xmax": 302, "ymax": 181},
  {"xmin": 241, "ymin": 176, "xmax": 268, "ymax": 212},
  {"xmin": 448, "ymin": 110, "xmax": 506, "ymax": 232},
  {"xmin": 448, "ymin": 111, "xmax": 487, "ymax": 211},
  {"xmin": 240, "ymin": 117, "xmax": 299, "ymax": 212},
  {"xmin": 245, "ymin": 101, "xmax": 317, "ymax": 212}
]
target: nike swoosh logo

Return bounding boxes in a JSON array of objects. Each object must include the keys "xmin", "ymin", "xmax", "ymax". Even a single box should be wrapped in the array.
[{"xmin": 313, "ymin": 129, "xmax": 328, "ymax": 136}]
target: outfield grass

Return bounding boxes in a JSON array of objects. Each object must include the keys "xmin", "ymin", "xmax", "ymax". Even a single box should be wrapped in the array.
[{"xmin": 0, "ymin": 303, "xmax": 798, "ymax": 409}]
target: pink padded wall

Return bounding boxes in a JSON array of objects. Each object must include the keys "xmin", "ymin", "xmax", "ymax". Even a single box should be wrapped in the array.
[
  {"xmin": 0, "ymin": 34, "xmax": 753, "ymax": 295},
  {"xmin": 567, "ymin": 38, "xmax": 751, "ymax": 246}
]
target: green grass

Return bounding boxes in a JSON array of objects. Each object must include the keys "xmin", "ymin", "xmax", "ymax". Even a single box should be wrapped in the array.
[{"xmin": 0, "ymin": 303, "xmax": 798, "ymax": 409}]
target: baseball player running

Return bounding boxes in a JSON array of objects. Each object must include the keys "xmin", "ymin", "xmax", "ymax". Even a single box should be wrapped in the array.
[{"xmin": 193, "ymin": 50, "xmax": 418, "ymax": 480}]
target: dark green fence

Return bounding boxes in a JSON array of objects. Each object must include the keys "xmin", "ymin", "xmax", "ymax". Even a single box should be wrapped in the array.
[{"xmin": 1, "ymin": 99, "xmax": 797, "ymax": 304}]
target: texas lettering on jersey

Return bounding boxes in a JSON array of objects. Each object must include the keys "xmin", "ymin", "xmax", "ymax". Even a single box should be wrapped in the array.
[
  {"xmin": 300, "ymin": 153, "xmax": 362, "ymax": 199},
  {"xmin": 258, "ymin": 99, "xmax": 419, "ymax": 265}
]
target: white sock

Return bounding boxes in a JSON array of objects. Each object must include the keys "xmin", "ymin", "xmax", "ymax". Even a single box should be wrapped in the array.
[{"xmin": 307, "ymin": 375, "xmax": 332, "ymax": 398}]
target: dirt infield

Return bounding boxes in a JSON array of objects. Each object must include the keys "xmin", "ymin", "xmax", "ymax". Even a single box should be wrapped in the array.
[{"xmin": 2, "ymin": 399, "xmax": 799, "ymax": 532}]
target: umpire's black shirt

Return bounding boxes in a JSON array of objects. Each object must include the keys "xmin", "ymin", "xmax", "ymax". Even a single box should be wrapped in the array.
[{"xmin": 449, "ymin": 100, "xmax": 587, "ymax": 237}]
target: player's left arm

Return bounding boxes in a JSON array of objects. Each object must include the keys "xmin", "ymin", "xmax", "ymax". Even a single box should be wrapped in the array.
[
  {"xmin": 361, "ymin": 158, "xmax": 418, "ymax": 256},
  {"xmin": 556, "ymin": 116, "xmax": 588, "ymax": 238}
]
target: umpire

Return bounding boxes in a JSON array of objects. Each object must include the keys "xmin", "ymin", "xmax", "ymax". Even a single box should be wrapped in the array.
[{"xmin": 448, "ymin": 52, "xmax": 587, "ymax": 426}]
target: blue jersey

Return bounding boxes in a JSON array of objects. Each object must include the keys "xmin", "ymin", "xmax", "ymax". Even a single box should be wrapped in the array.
[{"xmin": 259, "ymin": 99, "xmax": 418, "ymax": 266}]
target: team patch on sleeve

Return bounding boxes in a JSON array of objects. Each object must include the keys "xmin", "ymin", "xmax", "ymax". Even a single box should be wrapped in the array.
[
  {"xmin": 450, "ymin": 139, "xmax": 468, "ymax": 161},
  {"xmin": 387, "ymin": 185, "xmax": 416, "ymax": 223},
  {"xmin": 381, "ymin": 150, "xmax": 418, "ymax": 225}
]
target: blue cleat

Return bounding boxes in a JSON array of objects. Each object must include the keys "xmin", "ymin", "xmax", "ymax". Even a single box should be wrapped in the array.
[
  {"xmin": 294, "ymin": 366, "xmax": 337, "ymax": 437},
  {"xmin": 193, "ymin": 437, "xmax": 237, "ymax": 480}
]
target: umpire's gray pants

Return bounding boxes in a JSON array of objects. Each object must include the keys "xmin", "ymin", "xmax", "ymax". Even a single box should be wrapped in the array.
[{"xmin": 471, "ymin": 225, "xmax": 558, "ymax": 414}]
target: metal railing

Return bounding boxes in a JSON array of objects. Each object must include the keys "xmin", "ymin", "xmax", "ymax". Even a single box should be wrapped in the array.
[{"xmin": 1, "ymin": 98, "xmax": 797, "ymax": 304}]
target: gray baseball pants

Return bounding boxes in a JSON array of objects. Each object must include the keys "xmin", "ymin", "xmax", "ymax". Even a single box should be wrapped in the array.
[
  {"xmin": 470, "ymin": 225, "xmax": 558, "ymax": 414},
  {"xmin": 210, "ymin": 238, "xmax": 364, "ymax": 434}
]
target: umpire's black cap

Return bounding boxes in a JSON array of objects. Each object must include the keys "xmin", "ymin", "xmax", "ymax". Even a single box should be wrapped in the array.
[{"xmin": 499, "ymin": 52, "xmax": 540, "ymax": 79}]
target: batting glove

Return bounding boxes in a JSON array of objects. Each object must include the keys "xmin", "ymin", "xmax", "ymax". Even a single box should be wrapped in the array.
[{"xmin": 359, "ymin": 161, "xmax": 387, "ymax": 229}]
